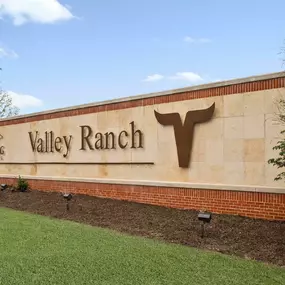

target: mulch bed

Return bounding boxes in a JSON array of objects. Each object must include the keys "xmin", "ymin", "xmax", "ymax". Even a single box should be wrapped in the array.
[{"xmin": 0, "ymin": 188, "xmax": 284, "ymax": 266}]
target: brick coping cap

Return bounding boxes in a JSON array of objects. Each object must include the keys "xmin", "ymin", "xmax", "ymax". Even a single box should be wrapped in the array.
[
  {"xmin": 1, "ymin": 174, "xmax": 284, "ymax": 194},
  {"xmin": 1, "ymin": 71, "xmax": 285, "ymax": 123}
]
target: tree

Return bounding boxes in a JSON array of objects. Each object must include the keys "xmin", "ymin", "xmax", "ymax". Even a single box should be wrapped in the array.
[
  {"xmin": 281, "ymin": 41, "xmax": 285, "ymax": 66},
  {"xmin": 0, "ymin": 90, "xmax": 19, "ymax": 118},
  {"xmin": 267, "ymin": 98, "xmax": 285, "ymax": 181},
  {"xmin": 267, "ymin": 41, "xmax": 285, "ymax": 180}
]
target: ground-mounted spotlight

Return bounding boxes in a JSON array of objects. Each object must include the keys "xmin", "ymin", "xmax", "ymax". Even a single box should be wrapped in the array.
[
  {"xmin": 63, "ymin": 193, "xmax": 73, "ymax": 211},
  {"xmin": 1, "ymin": 184, "xmax": 7, "ymax": 191},
  {"xmin": 198, "ymin": 211, "xmax": 212, "ymax": 238}
]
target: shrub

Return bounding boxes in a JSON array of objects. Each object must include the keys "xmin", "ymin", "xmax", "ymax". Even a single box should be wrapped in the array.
[{"xmin": 17, "ymin": 176, "xmax": 29, "ymax": 192}]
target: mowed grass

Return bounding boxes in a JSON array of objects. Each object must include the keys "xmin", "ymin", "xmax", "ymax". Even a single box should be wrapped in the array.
[{"xmin": 0, "ymin": 208, "xmax": 284, "ymax": 285}]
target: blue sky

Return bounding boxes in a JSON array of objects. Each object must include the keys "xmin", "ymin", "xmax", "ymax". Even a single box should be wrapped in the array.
[{"xmin": 0, "ymin": 0, "xmax": 285, "ymax": 114}]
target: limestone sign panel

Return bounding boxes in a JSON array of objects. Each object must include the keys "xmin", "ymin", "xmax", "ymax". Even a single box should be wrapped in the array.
[{"xmin": 0, "ymin": 103, "xmax": 215, "ymax": 169}]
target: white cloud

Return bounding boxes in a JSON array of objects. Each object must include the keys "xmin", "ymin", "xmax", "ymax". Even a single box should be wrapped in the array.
[
  {"xmin": 142, "ymin": 72, "xmax": 214, "ymax": 84},
  {"xmin": 143, "ymin": 74, "xmax": 164, "ymax": 82},
  {"xmin": 8, "ymin": 91, "xmax": 43, "ymax": 109},
  {"xmin": 0, "ymin": 0, "xmax": 74, "ymax": 26},
  {"xmin": 0, "ymin": 46, "xmax": 18, "ymax": 58},
  {"xmin": 183, "ymin": 36, "xmax": 211, "ymax": 44},
  {"xmin": 169, "ymin": 72, "xmax": 203, "ymax": 83},
  {"xmin": 211, "ymin": 78, "xmax": 223, "ymax": 82}
]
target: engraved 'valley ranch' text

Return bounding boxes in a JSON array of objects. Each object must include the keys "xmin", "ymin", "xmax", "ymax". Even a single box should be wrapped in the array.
[{"xmin": 28, "ymin": 121, "xmax": 144, "ymax": 158}]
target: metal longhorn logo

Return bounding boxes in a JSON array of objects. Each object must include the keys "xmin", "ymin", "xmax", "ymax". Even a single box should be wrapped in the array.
[{"xmin": 154, "ymin": 103, "xmax": 215, "ymax": 168}]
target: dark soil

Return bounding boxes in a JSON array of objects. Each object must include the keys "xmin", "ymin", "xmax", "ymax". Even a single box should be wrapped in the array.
[{"xmin": 0, "ymin": 189, "xmax": 284, "ymax": 266}]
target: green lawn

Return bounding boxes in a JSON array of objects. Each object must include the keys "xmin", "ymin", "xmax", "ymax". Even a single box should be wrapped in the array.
[{"xmin": 0, "ymin": 208, "xmax": 284, "ymax": 285}]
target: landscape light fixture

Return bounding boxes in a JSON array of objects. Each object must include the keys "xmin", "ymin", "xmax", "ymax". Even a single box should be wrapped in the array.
[
  {"xmin": 63, "ymin": 193, "xmax": 73, "ymax": 211},
  {"xmin": 198, "ymin": 211, "xmax": 212, "ymax": 238},
  {"xmin": 1, "ymin": 184, "xmax": 7, "ymax": 191}
]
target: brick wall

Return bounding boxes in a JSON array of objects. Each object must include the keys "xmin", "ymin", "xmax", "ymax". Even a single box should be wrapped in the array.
[{"xmin": 2, "ymin": 177, "xmax": 285, "ymax": 221}]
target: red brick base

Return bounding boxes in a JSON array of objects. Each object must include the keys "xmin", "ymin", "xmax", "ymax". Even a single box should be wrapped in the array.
[{"xmin": 1, "ymin": 177, "xmax": 285, "ymax": 221}]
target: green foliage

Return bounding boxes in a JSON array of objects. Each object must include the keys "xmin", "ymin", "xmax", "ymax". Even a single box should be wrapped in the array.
[
  {"xmin": 16, "ymin": 175, "xmax": 29, "ymax": 192},
  {"xmin": 268, "ymin": 131, "xmax": 285, "ymax": 180}
]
